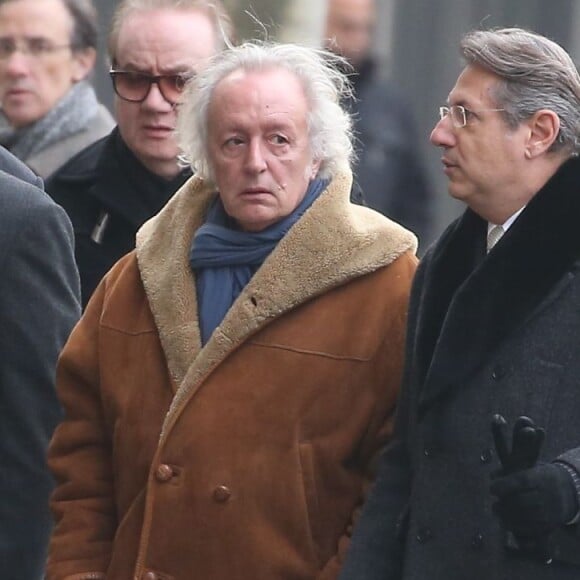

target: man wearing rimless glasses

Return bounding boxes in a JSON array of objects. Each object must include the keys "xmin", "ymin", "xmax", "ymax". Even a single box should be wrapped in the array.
[
  {"xmin": 341, "ymin": 27, "xmax": 580, "ymax": 580},
  {"xmin": 0, "ymin": 0, "xmax": 114, "ymax": 179},
  {"xmin": 47, "ymin": 0, "xmax": 232, "ymax": 308}
]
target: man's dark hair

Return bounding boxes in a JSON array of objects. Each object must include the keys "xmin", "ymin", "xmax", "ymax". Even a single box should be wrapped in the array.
[{"xmin": 62, "ymin": 0, "xmax": 98, "ymax": 51}]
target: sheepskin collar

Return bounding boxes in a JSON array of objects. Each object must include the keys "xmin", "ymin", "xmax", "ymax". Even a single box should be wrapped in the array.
[
  {"xmin": 416, "ymin": 156, "xmax": 580, "ymax": 409},
  {"xmin": 135, "ymin": 170, "xmax": 416, "ymax": 438}
]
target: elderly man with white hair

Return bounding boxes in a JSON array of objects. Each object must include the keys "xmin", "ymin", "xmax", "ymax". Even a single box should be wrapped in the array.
[{"xmin": 46, "ymin": 41, "xmax": 417, "ymax": 580}]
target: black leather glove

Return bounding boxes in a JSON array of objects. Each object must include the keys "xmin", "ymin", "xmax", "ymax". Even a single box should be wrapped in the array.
[
  {"xmin": 490, "ymin": 462, "xmax": 579, "ymax": 538},
  {"xmin": 491, "ymin": 415, "xmax": 544, "ymax": 474}
]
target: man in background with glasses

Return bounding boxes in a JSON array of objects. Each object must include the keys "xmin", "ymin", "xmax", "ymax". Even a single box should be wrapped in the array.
[
  {"xmin": 0, "ymin": 0, "xmax": 114, "ymax": 178},
  {"xmin": 47, "ymin": 0, "xmax": 232, "ymax": 308},
  {"xmin": 340, "ymin": 27, "xmax": 580, "ymax": 580}
]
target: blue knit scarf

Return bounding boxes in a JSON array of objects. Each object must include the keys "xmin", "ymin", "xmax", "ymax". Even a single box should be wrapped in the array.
[{"xmin": 190, "ymin": 178, "xmax": 329, "ymax": 344}]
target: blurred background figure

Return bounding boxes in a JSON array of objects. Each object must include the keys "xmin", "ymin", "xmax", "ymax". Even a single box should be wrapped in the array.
[
  {"xmin": 324, "ymin": 0, "xmax": 433, "ymax": 250},
  {"xmin": 0, "ymin": 0, "xmax": 113, "ymax": 179},
  {"xmin": 47, "ymin": 0, "xmax": 233, "ymax": 308}
]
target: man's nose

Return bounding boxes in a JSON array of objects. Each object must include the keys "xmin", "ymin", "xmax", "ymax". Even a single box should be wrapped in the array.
[
  {"xmin": 430, "ymin": 115, "xmax": 456, "ymax": 148},
  {"xmin": 3, "ymin": 52, "xmax": 29, "ymax": 77},
  {"xmin": 141, "ymin": 81, "xmax": 173, "ymax": 112},
  {"xmin": 245, "ymin": 140, "xmax": 267, "ymax": 173}
]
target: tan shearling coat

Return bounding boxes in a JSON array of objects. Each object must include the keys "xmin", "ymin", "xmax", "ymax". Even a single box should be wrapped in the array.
[{"xmin": 47, "ymin": 171, "xmax": 417, "ymax": 580}]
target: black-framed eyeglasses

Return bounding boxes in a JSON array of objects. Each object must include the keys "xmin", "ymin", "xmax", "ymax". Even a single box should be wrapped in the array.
[
  {"xmin": 0, "ymin": 37, "xmax": 74, "ymax": 59},
  {"xmin": 109, "ymin": 70, "xmax": 190, "ymax": 105},
  {"xmin": 439, "ymin": 104, "xmax": 506, "ymax": 128}
]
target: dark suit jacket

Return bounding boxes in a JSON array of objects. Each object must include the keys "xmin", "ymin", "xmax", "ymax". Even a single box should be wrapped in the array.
[
  {"xmin": 0, "ymin": 147, "xmax": 80, "ymax": 579},
  {"xmin": 340, "ymin": 156, "xmax": 580, "ymax": 580}
]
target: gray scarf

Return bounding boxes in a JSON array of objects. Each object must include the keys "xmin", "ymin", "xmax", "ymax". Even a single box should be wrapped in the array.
[{"xmin": 0, "ymin": 80, "xmax": 100, "ymax": 161}]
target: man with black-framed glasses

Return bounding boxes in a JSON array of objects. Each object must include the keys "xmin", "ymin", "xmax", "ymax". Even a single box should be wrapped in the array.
[
  {"xmin": 47, "ymin": 0, "xmax": 233, "ymax": 308},
  {"xmin": 0, "ymin": 0, "xmax": 114, "ymax": 179}
]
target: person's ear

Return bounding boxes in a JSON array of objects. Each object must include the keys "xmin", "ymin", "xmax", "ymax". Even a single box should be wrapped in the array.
[
  {"xmin": 524, "ymin": 109, "xmax": 560, "ymax": 158},
  {"xmin": 71, "ymin": 47, "xmax": 96, "ymax": 82},
  {"xmin": 309, "ymin": 158, "xmax": 322, "ymax": 179}
]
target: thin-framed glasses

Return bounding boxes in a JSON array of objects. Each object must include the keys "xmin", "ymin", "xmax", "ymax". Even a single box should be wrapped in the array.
[
  {"xmin": 109, "ymin": 70, "xmax": 190, "ymax": 105},
  {"xmin": 0, "ymin": 37, "xmax": 73, "ymax": 59},
  {"xmin": 439, "ymin": 105, "xmax": 506, "ymax": 128}
]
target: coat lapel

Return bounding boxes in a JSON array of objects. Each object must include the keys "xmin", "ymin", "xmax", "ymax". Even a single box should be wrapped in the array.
[
  {"xmin": 418, "ymin": 157, "xmax": 580, "ymax": 409},
  {"xmin": 135, "ymin": 170, "xmax": 417, "ymax": 439}
]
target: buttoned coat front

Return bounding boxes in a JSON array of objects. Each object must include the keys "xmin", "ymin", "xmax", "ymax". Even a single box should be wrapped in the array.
[
  {"xmin": 47, "ymin": 171, "xmax": 417, "ymax": 580},
  {"xmin": 339, "ymin": 157, "xmax": 580, "ymax": 580}
]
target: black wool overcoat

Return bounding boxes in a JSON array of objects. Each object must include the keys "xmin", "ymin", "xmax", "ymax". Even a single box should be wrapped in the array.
[
  {"xmin": 46, "ymin": 128, "xmax": 190, "ymax": 308},
  {"xmin": 340, "ymin": 156, "xmax": 580, "ymax": 580}
]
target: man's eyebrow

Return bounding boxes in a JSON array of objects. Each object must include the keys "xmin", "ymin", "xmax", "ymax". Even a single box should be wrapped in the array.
[
  {"xmin": 113, "ymin": 62, "xmax": 193, "ymax": 75},
  {"xmin": 447, "ymin": 96, "xmax": 471, "ymax": 107},
  {"xmin": 159, "ymin": 67, "xmax": 193, "ymax": 75}
]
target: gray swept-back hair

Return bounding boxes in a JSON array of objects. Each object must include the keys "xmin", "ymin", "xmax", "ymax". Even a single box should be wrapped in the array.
[
  {"xmin": 176, "ymin": 41, "xmax": 354, "ymax": 181},
  {"xmin": 108, "ymin": 0, "xmax": 233, "ymax": 63},
  {"xmin": 0, "ymin": 0, "xmax": 98, "ymax": 52},
  {"xmin": 461, "ymin": 27, "xmax": 580, "ymax": 155}
]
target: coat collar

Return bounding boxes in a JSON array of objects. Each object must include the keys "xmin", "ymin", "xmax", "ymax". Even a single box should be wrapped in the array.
[
  {"xmin": 93, "ymin": 130, "xmax": 191, "ymax": 226},
  {"xmin": 55, "ymin": 129, "xmax": 191, "ymax": 227},
  {"xmin": 135, "ymin": 170, "xmax": 417, "ymax": 439},
  {"xmin": 418, "ymin": 156, "xmax": 580, "ymax": 409}
]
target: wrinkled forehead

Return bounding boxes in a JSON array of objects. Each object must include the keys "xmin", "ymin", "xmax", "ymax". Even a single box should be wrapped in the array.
[
  {"xmin": 113, "ymin": 7, "xmax": 218, "ymax": 64},
  {"xmin": 207, "ymin": 67, "xmax": 312, "ymax": 135},
  {"xmin": 212, "ymin": 66, "xmax": 309, "ymax": 109},
  {"xmin": 448, "ymin": 64, "xmax": 503, "ymax": 107}
]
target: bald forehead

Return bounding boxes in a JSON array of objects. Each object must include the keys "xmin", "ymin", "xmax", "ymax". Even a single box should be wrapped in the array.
[
  {"xmin": 210, "ymin": 67, "xmax": 310, "ymax": 116},
  {"xmin": 114, "ymin": 7, "xmax": 218, "ymax": 68},
  {"xmin": 112, "ymin": 6, "xmax": 218, "ymax": 62}
]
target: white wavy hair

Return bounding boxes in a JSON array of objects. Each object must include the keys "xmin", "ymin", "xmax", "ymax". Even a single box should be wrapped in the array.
[{"xmin": 176, "ymin": 41, "xmax": 355, "ymax": 182}]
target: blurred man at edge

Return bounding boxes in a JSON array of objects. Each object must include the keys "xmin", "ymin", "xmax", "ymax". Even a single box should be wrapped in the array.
[
  {"xmin": 0, "ymin": 145, "xmax": 80, "ymax": 579},
  {"xmin": 0, "ymin": 0, "xmax": 114, "ymax": 178}
]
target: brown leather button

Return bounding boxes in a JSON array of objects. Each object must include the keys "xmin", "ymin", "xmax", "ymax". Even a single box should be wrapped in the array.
[
  {"xmin": 155, "ymin": 464, "xmax": 174, "ymax": 483},
  {"xmin": 143, "ymin": 572, "xmax": 158, "ymax": 580},
  {"xmin": 213, "ymin": 485, "xmax": 232, "ymax": 502}
]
